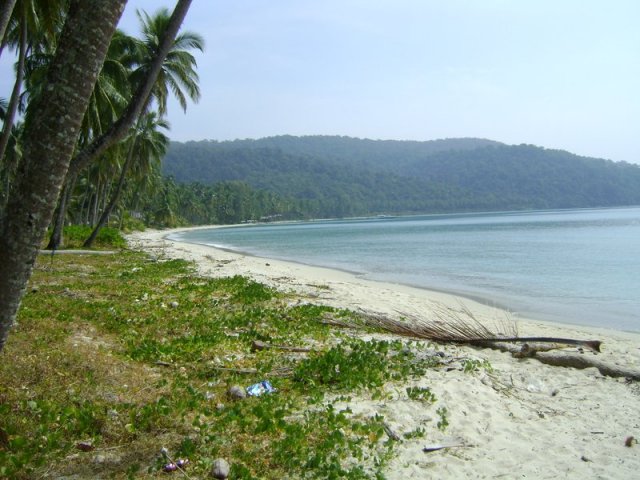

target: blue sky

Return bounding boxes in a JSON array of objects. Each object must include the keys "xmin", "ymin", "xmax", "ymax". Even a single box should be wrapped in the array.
[{"xmin": 2, "ymin": 1, "xmax": 639, "ymax": 163}]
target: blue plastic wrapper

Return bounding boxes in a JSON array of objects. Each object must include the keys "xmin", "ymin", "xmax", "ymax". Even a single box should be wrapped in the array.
[{"xmin": 246, "ymin": 380, "xmax": 276, "ymax": 396}]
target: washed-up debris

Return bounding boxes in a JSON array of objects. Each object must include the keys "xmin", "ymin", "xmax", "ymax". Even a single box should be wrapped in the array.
[
  {"xmin": 246, "ymin": 380, "xmax": 276, "ymax": 396},
  {"xmin": 164, "ymin": 458, "xmax": 189, "ymax": 473},
  {"xmin": 423, "ymin": 443, "xmax": 468, "ymax": 453},
  {"xmin": 163, "ymin": 459, "xmax": 189, "ymax": 472}
]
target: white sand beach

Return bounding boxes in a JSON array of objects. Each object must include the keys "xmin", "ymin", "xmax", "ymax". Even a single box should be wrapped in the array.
[{"xmin": 127, "ymin": 227, "xmax": 640, "ymax": 479}]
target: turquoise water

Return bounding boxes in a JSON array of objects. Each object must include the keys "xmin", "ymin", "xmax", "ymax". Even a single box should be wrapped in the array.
[{"xmin": 169, "ymin": 207, "xmax": 640, "ymax": 332}]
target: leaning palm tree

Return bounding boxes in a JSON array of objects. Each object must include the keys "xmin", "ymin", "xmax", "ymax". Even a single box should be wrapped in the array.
[
  {"xmin": 45, "ymin": 0, "xmax": 195, "ymax": 251},
  {"xmin": 45, "ymin": 29, "xmax": 136, "ymax": 250},
  {"xmin": 0, "ymin": 0, "xmax": 128, "ymax": 353},
  {"xmin": 130, "ymin": 7, "xmax": 203, "ymax": 116},
  {"xmin": 82, "ymin": 7, "xmax": 203, "ymax": 246}
]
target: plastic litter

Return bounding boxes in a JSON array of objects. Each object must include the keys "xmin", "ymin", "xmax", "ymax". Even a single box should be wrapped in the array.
[
  {"xmin": 163, "ymin": 458, "xmax": 189, "ymax": 472},
  {"xmin": 246, "ymin": 380, "xmax": 276, "ymax": 396}
]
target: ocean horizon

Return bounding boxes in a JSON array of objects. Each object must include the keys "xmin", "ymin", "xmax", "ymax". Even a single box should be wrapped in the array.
[{"xmin": 169, "ymin": 206, "xmax": 640, "ymax": 332}]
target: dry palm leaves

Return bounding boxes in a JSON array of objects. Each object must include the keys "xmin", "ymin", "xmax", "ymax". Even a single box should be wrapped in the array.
[{"xmin": 350, "ymin": 304, "xmax": 601, "ymax": 353}]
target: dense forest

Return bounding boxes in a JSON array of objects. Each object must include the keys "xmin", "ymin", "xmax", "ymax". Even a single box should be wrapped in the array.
[{"xmin": 161, "ymin": 135, "xmax": 640, "ymax": 222}]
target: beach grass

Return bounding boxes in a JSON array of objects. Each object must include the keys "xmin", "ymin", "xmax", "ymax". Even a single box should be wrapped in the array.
[{"xmin": 0, "ymin": 248, "xmax": 449, "ymax": 479}]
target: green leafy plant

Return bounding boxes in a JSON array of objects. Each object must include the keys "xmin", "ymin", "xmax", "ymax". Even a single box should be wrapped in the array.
[
  {"xmin": 436, "ymin": 407, "xmax": 449, "ymax": 431},
  {"xmin": 406, "ymin": 386, "xmax": 437, "ymax": 403},
  {"xmin": 462, "ymin": 358, "xmax": 493, "ymax": 374}
]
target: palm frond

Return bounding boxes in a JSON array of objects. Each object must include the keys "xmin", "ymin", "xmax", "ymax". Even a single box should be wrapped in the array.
[{"xmin": 347, "ymin": 305, "xmax": 601, "ymax": 352}]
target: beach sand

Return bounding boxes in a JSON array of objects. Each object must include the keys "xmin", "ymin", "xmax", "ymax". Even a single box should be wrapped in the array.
[{"xmin": 127, "ymin": 228, "xmax": 640, "ymax": 479}]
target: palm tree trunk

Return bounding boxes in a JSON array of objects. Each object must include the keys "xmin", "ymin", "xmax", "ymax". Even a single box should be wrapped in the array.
[
  {"xmin": 46, "ymin": 174, "xmax": 76, "ymax": 250},
  {"xmin": 0, "ymin": 12, "xmax": 27, "ymax": 167},
  {"xmin": 84, "ymin": 137, "xmax": 137, "ymax": 247},
  {"xmin": 0, "ymin": 0, "xmax": 17, "ymax": 58},
  {"xmin": 0, "ymin": 0, "xmax": 127, "ymax": 353}
]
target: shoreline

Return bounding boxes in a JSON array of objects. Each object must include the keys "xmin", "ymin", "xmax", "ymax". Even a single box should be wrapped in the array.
[
  {"xmin": 126, "ymin": 227, "xmax": 640, "ymax": 479},
  {"xmin": 144, "ymin": 226, "xmax": 635, "ymax": 339},
  {"xmin": 165, "ymin": 219, "xmax": 639, "ymax": 334}
]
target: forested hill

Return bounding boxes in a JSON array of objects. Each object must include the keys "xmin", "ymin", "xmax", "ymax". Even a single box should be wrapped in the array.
[{"xmin": 162, "ymin": 135, "xmax": 640, "ymax": 219}]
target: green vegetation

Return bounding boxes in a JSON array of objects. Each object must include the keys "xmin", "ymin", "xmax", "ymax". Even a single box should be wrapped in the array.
[
  {"xmin": 0, "ymin": 249, "xmax": 451, "ymax": 479},
  {"xmin": 462, "ymin": 358, "xmax": 494, "ymax": 374},
  {"xmin": 52, "ymin": 225, "xmax": 128, "ymax": 249},
  {"xmin": 160, "ymin": 136, "xmax": 640, "ymax": 223},
  {"xmin": 0, "ymin": 3, "xmax": 204, "ymax": 252}
]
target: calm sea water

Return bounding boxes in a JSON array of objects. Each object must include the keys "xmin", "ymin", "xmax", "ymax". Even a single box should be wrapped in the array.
[{"xmin": 169, "ymin": 207, "xmax": 640, "ymax": 332}]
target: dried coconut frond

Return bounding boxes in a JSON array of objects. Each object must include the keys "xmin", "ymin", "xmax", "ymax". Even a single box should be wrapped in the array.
[
  {"xmin": 350, "ymin": 304, "xmax": 601, "ymax": 353},
  {"xmin": 357, "ymin": 303, "xmax": 517, "ymax": 344}
]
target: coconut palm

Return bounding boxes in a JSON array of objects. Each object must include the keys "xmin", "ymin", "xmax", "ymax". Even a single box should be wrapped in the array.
[
  {"xmin": 45, "ymin": 29, "xmax": 136, "ymax": 249},
  {"xmin": 81, "ymin": 7, "xmax": 203, "ymax": 246},
  {"xmin": 130, "ymin": 7, "xmax": 203, "ymax": 116},
  {"xmin": 46, "ymin": 0, "xmax": 197, "ymax": 250},
  {"xmin": 0, "ymin": 0, "xmax": 65, "ymax": 166},
  {"xmin": 83, "ymin": 111, "xmax": 169, "ymax": 247},
  {"xmin": 0, "ymin": 0, "xmax": 128, "ymax": 353}
]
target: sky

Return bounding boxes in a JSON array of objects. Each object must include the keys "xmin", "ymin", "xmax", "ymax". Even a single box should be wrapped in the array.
[{"xmin": 2, "ymin": 1, "xmax": 639, "ymax": 163}]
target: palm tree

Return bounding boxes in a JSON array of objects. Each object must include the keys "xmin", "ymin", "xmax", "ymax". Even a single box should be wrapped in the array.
[
  {"xmin": 45, "ymin": 29, "xmax": 136, "ymax": 250},
  {"xmin": 81, "ymin": 7, "xmax": 203, "ymax": 246},
  {"xmin": 0, "ymin": 0, "xmax": 18, "ymax": 57},
  {"xmin": 131, "ymin": 7, "xmax": 203, "ymax": 116},
  {"xmin": 83, "ymin": 111, "xmax": 169, "ymax": 247},
  {"xmin": 0, "ymin": 0, "xmax": 65, "ymax": 166},
  {"xmin": 46, "ymin": 0, "xmax": 195, "ymax": 250},
  {"xmin": 0, "ymin": 0, "xmax": 128, "ymax": 353}
]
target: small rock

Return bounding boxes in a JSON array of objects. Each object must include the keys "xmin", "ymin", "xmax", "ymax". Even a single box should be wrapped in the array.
[
  {"xmin": 210, "ymin": 458, "xmax": 230, "ymax": 479},
  {"xmin": 625, "ymin": 436, "xmax": 635, "ymax": 447},
  {"xmin": 227, "ymin": 385, "xmax": 246, "ymax": 400}
]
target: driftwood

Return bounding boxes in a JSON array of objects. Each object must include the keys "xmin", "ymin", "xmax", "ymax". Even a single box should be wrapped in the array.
[
  {"xmin": 490, "ymin": 342, "xmax": 640, "ymax": 380},
  {"xmin": 533, "ymin": 351, "xmax": 640, "ymax": 380},
  {"xmin": 423, "ymin": 443, "xmax": 469, "ymax": 453},
  {"xmin": 468, "ymin": 337, "xmax": 601, "ymax": 353}
]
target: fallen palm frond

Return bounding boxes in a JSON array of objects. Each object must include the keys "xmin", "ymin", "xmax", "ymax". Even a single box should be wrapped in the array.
[
  {"xmin": 345, "ymin": 304, "xmax": 602, "ymax": 353},
  {"xmin": 318, "ymin": 306, "xmax": 640, "ymax": 379}
]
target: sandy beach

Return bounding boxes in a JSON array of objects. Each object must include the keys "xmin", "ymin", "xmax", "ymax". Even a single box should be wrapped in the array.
[{"xmin": 127, "ymin": 227, "xmax": 640, "ymax": 479}]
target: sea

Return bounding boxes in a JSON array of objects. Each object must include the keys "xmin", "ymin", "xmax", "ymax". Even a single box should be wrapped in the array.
[{"xmin": 168, "ymin": 206, "xmax": 640, "ymax": 332}]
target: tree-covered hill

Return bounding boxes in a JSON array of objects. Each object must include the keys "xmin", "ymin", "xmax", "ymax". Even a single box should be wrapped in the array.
[{"xmin": 162, "ymin": 135, "xmax": 640, "ymax": 219}]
